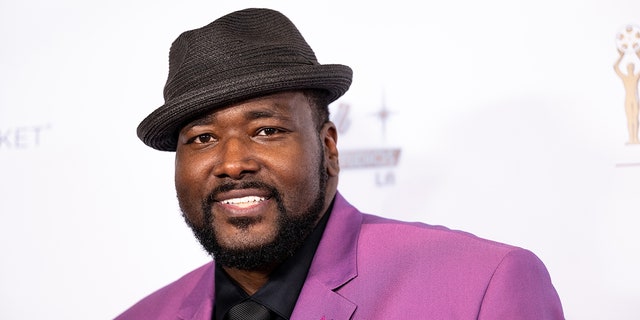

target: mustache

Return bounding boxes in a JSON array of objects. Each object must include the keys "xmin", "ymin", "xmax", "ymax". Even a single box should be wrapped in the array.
[{"xmin": 203, "ymin": 180, "xmax": 280, "ymax": 206}]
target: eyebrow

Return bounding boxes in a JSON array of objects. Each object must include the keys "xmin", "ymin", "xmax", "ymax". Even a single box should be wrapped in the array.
[
  {"xmin": 245, "ymin": 102, "xmax": 292, "ymax": 119},
  {"xmin": 183, "ymin": 103, "xmax": 292, "ymax": 130},
  {"xmin": 245, "ymin": 109, "xmax": 279, "ymax": 120},
  {"xmin": 183, "ymin": 113, "xmax": 215, "ymax": 129}
]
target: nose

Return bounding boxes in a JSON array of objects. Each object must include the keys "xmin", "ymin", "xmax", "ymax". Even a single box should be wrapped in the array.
[{"xmin": 212, "ymin": 137, "xmax": 260, "ymax": 179}]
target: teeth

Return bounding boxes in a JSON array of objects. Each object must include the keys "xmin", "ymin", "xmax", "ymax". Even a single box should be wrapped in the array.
[{"xmin": 221, "ymin": 196, "xmax": 266, "ymax": 206}]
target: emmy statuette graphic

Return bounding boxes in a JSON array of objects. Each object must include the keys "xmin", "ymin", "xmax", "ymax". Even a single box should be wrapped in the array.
[{"xmin": 614, "ymin": 24, "xmax": 640, "ymax": 145}]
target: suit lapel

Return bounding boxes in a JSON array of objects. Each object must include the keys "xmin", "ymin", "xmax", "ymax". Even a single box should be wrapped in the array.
[
  {"xmin": 177, "ymin": 263, "xmax": 215, "ymax": 320},
  {"xmin": 290, "ymin": 278, "xmax": 357, "ymax": 319},
  {"xmin": 291, "ymin": 193, "xmax": 362, "ymax": 320}
]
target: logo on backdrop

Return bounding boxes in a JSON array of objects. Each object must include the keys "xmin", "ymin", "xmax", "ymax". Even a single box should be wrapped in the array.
[
  {"xmin": 614, "ymin": 24, "xmax": 640, "ymax": 145},
  {"xmin": 331, "ymin": 97, "xmax": 402, "ymax": 187},
  {"xmin": 0, "ymin": 124, "xmax": 52, "ymax": 150}
]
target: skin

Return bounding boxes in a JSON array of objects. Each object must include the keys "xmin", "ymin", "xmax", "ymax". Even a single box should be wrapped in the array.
[{"xmin": 175, "ymin": 91, "xmax": 340, "ymax": 294}]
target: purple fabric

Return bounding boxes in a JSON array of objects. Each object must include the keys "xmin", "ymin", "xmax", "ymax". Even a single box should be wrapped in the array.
[{"xmin": 116, "ymin": 193, "xmax": 564, "ymax": 319}]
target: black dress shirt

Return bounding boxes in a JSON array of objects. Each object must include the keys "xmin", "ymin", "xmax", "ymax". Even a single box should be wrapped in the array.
[{"xmin": 213, "ymin": 202, "xmax": 333, "ymax": 320}]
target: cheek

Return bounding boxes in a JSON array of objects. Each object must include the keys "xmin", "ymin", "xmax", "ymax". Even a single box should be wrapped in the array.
[
  {"xmin": 174, "ymin": 154, "xmax": 209, "ymax": 220},
  {"xmin": 276, "ymin": 144, "xmax": 323, "ymax": 202},
  {"xmin": 174, "ymin": 159, "xmax": 193, "ymax": 196},
  {"xmin": 175, "ymin": 152, "xmax": 209, "ymax": 191}
]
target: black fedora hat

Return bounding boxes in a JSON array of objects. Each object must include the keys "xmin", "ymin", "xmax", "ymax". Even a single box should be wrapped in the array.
[{"xmin": 137, "ymin": 8, "xmax": 353, "ymax": 151}]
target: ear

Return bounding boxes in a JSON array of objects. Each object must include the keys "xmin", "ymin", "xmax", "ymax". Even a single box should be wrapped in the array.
[{"xmin": 321, "ymin": 121, "xmax": 340, "ymax": 177}]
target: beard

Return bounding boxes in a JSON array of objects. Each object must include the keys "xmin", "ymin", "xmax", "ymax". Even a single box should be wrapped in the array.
[{"xmin": 180, "ymin": 156, "xmax": 328, "ymax": 271}]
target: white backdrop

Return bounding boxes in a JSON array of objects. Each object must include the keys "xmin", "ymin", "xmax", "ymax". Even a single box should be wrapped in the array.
[{"xmin": 1, "ymin": 1, "xmax": 639, "ymax": 319}]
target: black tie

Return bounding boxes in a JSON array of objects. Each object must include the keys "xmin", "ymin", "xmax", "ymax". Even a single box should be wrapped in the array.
[{"xmin": 224, "ymin": 300, "xmax": 273, "ymax": 320}]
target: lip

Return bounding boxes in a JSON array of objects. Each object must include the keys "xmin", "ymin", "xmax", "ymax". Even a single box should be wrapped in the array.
[{"xmin": 212, "ymin": 188, "xmax": 273, "ymax": 217}]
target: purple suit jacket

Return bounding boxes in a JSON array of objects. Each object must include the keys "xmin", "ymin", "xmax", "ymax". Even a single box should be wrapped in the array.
[{"xmin": 116, "ymin": 193, "xmax": 564, "ymax": 319}]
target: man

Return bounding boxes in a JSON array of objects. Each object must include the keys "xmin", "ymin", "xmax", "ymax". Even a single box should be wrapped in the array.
[{"xmin": 117, "ymin": 8, "xmax": 564, "ymax": 320}]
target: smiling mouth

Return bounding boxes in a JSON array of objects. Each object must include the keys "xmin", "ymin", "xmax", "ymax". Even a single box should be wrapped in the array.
[{"xmin": 220, "ymin": 196, "xmax": 267, "ymax": 208}]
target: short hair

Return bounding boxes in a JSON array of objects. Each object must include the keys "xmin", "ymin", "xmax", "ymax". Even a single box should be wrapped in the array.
[{"xmin": 302, "ymin": 89, "xmax": 331, "ymax": 131}]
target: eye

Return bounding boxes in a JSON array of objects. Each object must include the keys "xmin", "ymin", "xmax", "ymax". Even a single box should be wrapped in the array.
[
  {"xmin": 256, "ymin": 127, "xmax": 281, "ymax": 136},
  {"xmin": 188, "ymin": 133, "xmax": 216, "ymax": 144}
]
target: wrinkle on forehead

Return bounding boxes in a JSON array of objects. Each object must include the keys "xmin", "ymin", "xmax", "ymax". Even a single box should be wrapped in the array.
[{"xmin": 181, "ymin": 99, "xmax": 298, "ymax": 132}]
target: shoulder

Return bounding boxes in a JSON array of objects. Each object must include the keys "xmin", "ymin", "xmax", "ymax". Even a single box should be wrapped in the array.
[
  {"xmin": 478, "ymin": 248, "xmax": 564, "ymax": 318},
  {"xmin": 332, "ymin": 195, "xmax": 514, "ymax": 256},
  {"xmin": 115, "ymin": 262, "xmax": 214, "ymax": 320},
  {"xmin": 359, "ymin": 213, "xmax": 517, "ymax": 258},
  {"xmin": 353, "ymin": 214, "xmax": 564, "ymax": 318},
  {"xmin": 354, "ymin": 213, "xmax": 554, "ymax": 288}
]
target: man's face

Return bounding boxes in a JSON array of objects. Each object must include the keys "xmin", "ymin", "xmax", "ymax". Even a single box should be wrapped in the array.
[{"xmin": 175, "ymin": 91, "xmax": 339, "ymax": 271}]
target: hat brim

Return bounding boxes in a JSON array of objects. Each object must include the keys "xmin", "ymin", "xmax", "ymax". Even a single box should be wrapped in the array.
[{"xmin": 137, "ymin": 64, "xmax": 352, "ymax": 151}]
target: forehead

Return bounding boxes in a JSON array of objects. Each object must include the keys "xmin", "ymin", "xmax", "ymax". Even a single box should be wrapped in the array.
[{"xmin": 181, "ymin": 91, "xmax": 313, "ymax": 129}]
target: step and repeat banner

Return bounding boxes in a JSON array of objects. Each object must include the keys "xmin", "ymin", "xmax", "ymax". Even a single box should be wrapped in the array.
[{"xmin": 1, "ymin": 1, "xmax": 639, "ymax": 319}]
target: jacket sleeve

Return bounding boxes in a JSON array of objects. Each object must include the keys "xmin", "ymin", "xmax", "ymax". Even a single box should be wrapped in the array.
[
  {"xmin": 113, "ymin": 262, "xmax": 214, "ymax": 320},
  {"xmin": 478, "ymin": 249, "xmax": 565, "ymax": 319}
]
